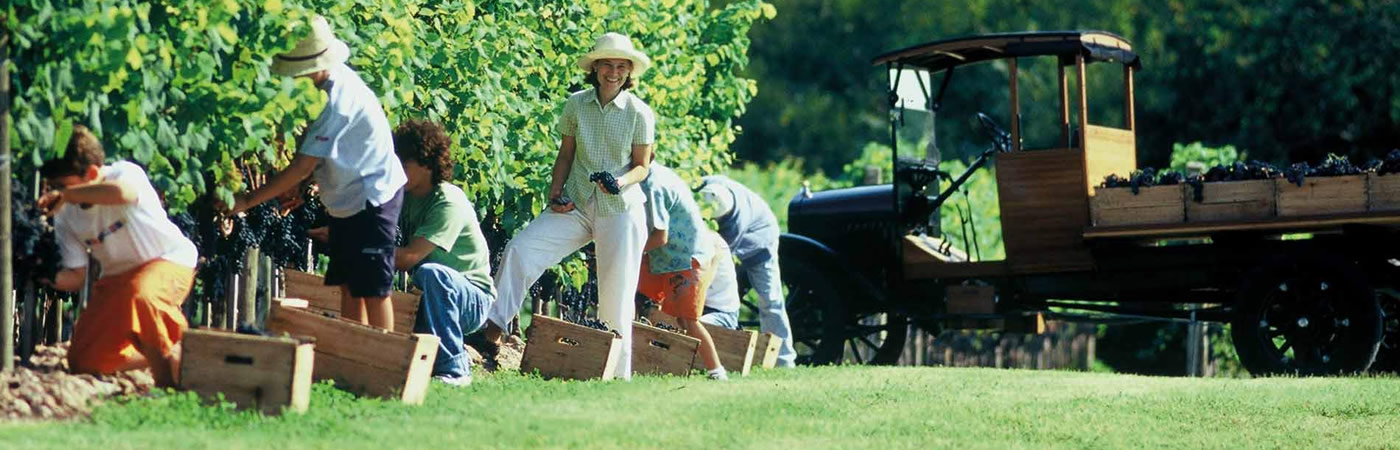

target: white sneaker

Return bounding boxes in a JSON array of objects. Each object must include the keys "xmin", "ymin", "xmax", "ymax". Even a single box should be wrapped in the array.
[
  {"xmin": 434, "ymin": 374, "xmax": 472, "ymax": 387},
  {"xmin": 707, "ymin": 368, "xmax": 729, "ymax": 381}
]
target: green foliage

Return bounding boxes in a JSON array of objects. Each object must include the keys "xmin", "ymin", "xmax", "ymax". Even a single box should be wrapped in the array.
[
  {"xmin": 10, "ymin": 0, "xmax": 771, "ymax": 233},
  {"xmin": 722, "ymin": 157, "xmax": 833, "ymax": 230},
  {"xmin": 1169, "ymin": 141, "xmax": 1241, "ymax": 173},
  {"xmin": 734, "ymin": 0, "xmax": 1399, "ymax": 176}
]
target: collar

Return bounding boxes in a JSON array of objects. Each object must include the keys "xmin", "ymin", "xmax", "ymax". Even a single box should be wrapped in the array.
[{"xmin": 587, "ymin": 88, "xmax": 629, "ymax": 110}]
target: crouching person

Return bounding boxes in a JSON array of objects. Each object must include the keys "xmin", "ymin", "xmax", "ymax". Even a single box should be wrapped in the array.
[
  {"xmin": 638, "ymin": 163, "xmax": 728, "ymax": 380},
  {"xmin": 697, "ymin": 232, "xmax": 741, "ymax": 330},
  {"xmin": 39, "ymin": 125, "xmax": 199, "ymax": 388},
  {"xmin": 393, "ymin": 120, "xmax": 497, "ymax": 386}
]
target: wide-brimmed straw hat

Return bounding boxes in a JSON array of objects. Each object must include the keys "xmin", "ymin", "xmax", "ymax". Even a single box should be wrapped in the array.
[
  {"xmin": 271, "ymin": 16, "xmax": 351, "ymax": 77},
  {"xmin": 575, "ymin": 32, "xmax": 652, "ymax": 77}
]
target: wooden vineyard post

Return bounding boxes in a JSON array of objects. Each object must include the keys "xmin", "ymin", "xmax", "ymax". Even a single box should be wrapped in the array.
[
  {"xmin": 0, "ymin": 28, "xmax": 10, "ymax": 372},
  {"xmin": 240, "ymin": 248, "xmax": 260, "ymax": 328}
]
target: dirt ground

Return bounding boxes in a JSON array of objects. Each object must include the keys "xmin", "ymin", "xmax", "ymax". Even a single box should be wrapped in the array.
[{"xmin": 1, "ymin": 344, "xmax": 154, "ymax": 422}]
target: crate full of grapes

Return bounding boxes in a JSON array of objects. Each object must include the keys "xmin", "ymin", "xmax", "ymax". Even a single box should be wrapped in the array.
[{"xmin": 520, "ymin": 314, "xmax": 625, "ymax": 381}]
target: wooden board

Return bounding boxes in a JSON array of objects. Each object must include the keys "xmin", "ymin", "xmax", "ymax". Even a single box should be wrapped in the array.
[
  {"xmin": 690, "ymin": 324, "xmax": 757, "ymax": 376},
  {"xmin": 1089, "ymin": 185, "xmax": 1185, "ymax": 227},
  {"xmin": 996, "ymin": 148, "xmax": 1093, "ymax": 273},
  {"xmin": 282, "ymin": 269, "xmax": 421, "ymax": 333},
  {"xmin": 1186, "ymin": 180, "xmax": 1275, "ymax": 222},
  {"xmin": 180, "ymin": 328, "xmax": 314, "ymax": 415},
  {"xmin": 1276, "ymin": 175, "xmax": 1366, "ymax": 217},
  {"xmin": 945, "ymin": 285, "xmax": 996, "ymax": 314},
  {"xmin": 265, "ymin": 302, "xmax": 437, "ymax": 404},
  {"xmin": 756, "ymin": 332, "xmax": 782, "ymax": 369},
  {"xmin": 1083, "ymin": 125, "xmax": 1137, "ymax": 196},
  {"xmin": 520, "ymin": 314, "xmax": 623, "ymax": 381},
  {"xmin": 1368, "ymin": 173, "xmax": 1400, "ymax": 212},
  {"xmin": 1083, "ymin": 210, "xmax": 1400, "ymax": 240},
  {"xmin": 632, "ymin": 322, "xmax": 700, "ymax": 376}
]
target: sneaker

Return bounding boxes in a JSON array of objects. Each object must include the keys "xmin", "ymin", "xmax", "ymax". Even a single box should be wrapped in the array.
[
  {"xmin": 434, "ymin": 374, "xmax": 472, "ymax": 387},
  {"xmin": 707, "ymin": 368, "xmax": 729, "ymax": 381}
]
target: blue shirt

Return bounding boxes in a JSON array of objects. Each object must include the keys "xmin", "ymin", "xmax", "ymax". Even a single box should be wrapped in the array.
[
  {"xmin": 641, "ymin": 165, "xmax": 712, "ymax": 273},
  {"xmin": 702, "ymin": 175, "xmax": 779, "ymax": 265},
  {"xmin": 298, "ymin": 63, "xmax": 407, "ymax": 218}
]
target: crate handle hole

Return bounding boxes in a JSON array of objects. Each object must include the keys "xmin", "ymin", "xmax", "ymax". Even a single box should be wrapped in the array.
[
  {"xmin": 648, "ymin": 340, "xmax": 671, "ymax": 350},
  {"xmin": 225, "ymin": 355, "xmax": 255, "ymax": 365},
  {"xmin": 557, "ymin": 337, "xmax": 580, "ymax": 346}
]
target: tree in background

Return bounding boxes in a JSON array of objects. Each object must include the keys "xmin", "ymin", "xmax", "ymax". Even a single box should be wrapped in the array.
[{"xmin": 733, "ymin": 0, "xmax": 1398, "ymax": 175}]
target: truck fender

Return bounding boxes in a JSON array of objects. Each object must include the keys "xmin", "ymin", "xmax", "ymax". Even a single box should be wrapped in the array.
[{"xmin": 778, "ymin": 233, "xmax": 887, "ymax": 304}]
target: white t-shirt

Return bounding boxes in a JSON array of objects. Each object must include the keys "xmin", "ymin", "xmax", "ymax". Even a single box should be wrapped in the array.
[
  {"xmin": 298, "ymin": 63, "xmax": 407, "ymax": 218},
  {"xmin": 55, "ymin": 161, "xmax": 198, "ymax": 277},
  {"xmin": 704, "ymin": 235, "xmax": 741, "ymax": 314}
]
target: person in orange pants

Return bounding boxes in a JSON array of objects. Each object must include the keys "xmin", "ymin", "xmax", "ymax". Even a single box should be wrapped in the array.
[{"xmin": 38, "ymin": 125, "xmax": 199, "ymax": 388}]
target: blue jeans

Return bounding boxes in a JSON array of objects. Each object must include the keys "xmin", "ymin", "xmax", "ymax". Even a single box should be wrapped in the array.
[
  {"xmin": 699, "ymin": 307, "xmax": 739, "ymax": 330},
  {"xmin": 740, "ymin": 254, "xmax": 796, "ymax": 367},
  {"xmin": 412, "ymin": 263, "xmax": 492, "ymax": 378}
]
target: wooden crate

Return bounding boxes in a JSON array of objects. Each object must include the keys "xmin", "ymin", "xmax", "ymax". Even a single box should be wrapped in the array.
[
  {"xmin": 756, "ymin": 332, "xmax": 782, "ymax": 369},
  {"xmin": 632, "ymin": 322, "xmax": 700, "ymax": 376},
  {"xmin": 282, "ymin": 269, "xmax": 422, "ymax": 332},
  {"xmin": 265, "ymin": 302, "xmax": 438, "ymax": 404},
  {"xmin": 689, "ymin": 324, "xmax": 758, "ymax": 376},
  {"xmin": 180, "ymin": 328, "xmax": 315, "ymax": 415},
  {"xmin": 1185, "ymin": 180, "xmax": 1275, "ymax": 222},
  {"xmin": 945, "ymin": 285, "xmax": 1001, "ymax": 329},
  {"xmin": 1276, "ymin": 175, "xmax": 1367, "ymax": 216},
  {"xmin": 520, "ymin": 314, "xmax": 624, "ymax": 381},
  {"xmin": 1089, "ymin": 185, "xmax": 1186, "ymax": 227},
  {"xmin": 1368, "ymin": 173, "xmax": 1400, "ymax": 212}
]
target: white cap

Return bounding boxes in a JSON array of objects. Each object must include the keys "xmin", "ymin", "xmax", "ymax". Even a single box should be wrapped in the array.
[{"xmin": 698, "ymin": 182, "xmax": 735, "ymax": 219}]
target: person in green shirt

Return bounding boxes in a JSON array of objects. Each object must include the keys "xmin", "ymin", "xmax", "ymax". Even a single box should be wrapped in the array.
[{"xmin": 393, "ymin": 119, "xmax": 496, "ymax": 386}]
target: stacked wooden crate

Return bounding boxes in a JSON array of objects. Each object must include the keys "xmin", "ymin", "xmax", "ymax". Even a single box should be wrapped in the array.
[{"xmin": 1091, "ymin": 173, "xmax": 1400, "ymax": 227}]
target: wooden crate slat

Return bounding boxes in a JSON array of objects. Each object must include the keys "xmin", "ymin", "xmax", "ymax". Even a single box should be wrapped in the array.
[
  {"xmin": 179, "ymin": 329, "xmax": 314, "ymax": 415},
  {"xmin": 689, "ymin": 324, "xmax": 757, "ymax": 376},
  {"xmin": 1276, "ymin": 175, "xmax": 1367, "ymax": 216},
  {"xmin": 265, "ymin": 302, "xmax": 438, "ymax": 404},
  {"xmin": 1185, "ymin": 180, "xmax": 1275, "ymax": 222},
  {"xmin": 282, "ymin": 269, "xmax": 421, "ymax": 332},
  {"xmin": 520, "ymin": 314, "xmax": 622, "ymax": 380},
  {"xmin": 632, "ymin": 322, "xmax": 700, "ymax": 376},
  {"xmin": 1368, "ymin": 173, "xmax": 1400, "ymax": 212},
  {"xmin": 1089, "ymin": 185, "xmax": 1185, "ymax": 227},
  {"xmin": 756, "ymin": 332, "xmax": 782, "ymax": 369}
]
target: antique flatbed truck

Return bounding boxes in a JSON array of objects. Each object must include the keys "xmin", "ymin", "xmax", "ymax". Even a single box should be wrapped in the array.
[{"xmin": 771, "ymin": 31, "xmax": 1399, "ymax": 375}]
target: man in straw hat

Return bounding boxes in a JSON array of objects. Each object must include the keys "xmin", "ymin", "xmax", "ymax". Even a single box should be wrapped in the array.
[
  {"xmin": 484, "ymin": 32, "xmax": 655, "ymax": 379},
  {"xmin": 224, "ymin": 15, "xmax": 407, "ymax": 331}
]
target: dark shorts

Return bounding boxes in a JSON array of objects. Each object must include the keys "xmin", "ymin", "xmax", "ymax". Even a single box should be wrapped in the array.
[{"xmin": 324, "ymin": 189, "xmax": 403, "ymax": 298}]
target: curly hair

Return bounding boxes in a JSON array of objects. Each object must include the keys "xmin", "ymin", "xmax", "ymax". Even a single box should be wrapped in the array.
[{"xmin": 393, "ymin": 119, "xmax": 455, "ymax": 186}]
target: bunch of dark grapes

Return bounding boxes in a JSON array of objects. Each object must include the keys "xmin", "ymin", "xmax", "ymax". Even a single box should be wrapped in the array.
[
  {"xmin": 10, "ymin": 180, "xmax": 62, "ymax": 286},
  {"xmin": 588, "ymin": 171, "xmax": 621, "ymax": 194},
  {"xmin": 1369, "ymin": 149, "xmax": 1400, "ymax": 176},
  {"xmin": 574, "ymin": 317, "xmax": 620, "ymax": 337},
  {"xmin": 1156, "ymin": 170, "xmax": 1187, "ymax": 185},
  {"xmin": 1189, "ymin": 161, "xmax": 1280, "ymax": 201},
  {"xmin": 1285, "ymin": 154, "xmax": 1362, "ymax": 187},
  {"xmin": 651, "ymin": 320, "xmax": 681, "ymax": 333},
  {"xmin": 1100, "ymin": 174, "xmax": 1131, "ymax": 189}
]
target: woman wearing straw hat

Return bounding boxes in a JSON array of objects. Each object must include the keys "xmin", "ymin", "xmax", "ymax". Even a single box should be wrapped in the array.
[
  {"xmin": 484, "ymin": 32, "xmax": 656, "ymax": 379},
  {"xmin": 225, "ymin": 15, "xmax": 407, "ymax": 332}
]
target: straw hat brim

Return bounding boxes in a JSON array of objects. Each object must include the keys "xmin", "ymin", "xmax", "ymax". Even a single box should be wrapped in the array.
[
  {"xmin": 271, "ymin": 39, "xmax": 350, "ymax": 77},
  {"xmin": 577, "ymin": 48, "xmax": 652, "ymax": 77}
]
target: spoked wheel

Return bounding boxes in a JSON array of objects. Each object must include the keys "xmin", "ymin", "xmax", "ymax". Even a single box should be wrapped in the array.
[
  {"xmin": 1369, "ymin": 291, "xmax": 1400, "ymax": 373},
  {"xmin": 781, "ymin": 260, "xmax": 906, "ymax": 365},
  {"xmin": 1231, "ymin": 253, "xmax": 1383, "ymax": 376}
]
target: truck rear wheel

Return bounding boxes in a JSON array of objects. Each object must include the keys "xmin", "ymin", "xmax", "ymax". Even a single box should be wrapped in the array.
[{"xmin": 1230, "ymin": 253, "xmax": 1383, "ymax": 375}]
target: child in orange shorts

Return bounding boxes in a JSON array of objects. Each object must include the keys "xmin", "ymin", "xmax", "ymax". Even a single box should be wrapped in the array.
[
  {"xmin": 38, "ymin": 125, "xmax": 199, "ymax": 388},
  {"xmin": 637, "ymin": 163, "xmax": 727, "ymax": 380}
]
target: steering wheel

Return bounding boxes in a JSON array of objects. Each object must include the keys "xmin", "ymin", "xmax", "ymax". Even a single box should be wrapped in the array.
[{"xmin": 976, "ymin": 112, "xmax": 1012, "ymax": 153}]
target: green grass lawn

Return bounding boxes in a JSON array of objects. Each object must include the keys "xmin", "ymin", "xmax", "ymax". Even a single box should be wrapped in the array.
[{"xmin": 4, "ymin": 366, "xmax": 1400, "ymax": 449}]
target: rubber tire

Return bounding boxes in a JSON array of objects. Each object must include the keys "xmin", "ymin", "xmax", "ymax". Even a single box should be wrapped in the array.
[{"xmin": 1230, "ymin": 253, "xmax": 1383, "ymax": 376}]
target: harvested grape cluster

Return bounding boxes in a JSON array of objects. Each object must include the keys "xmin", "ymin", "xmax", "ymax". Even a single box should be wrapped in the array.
[
  {"xmin": 10, "ymin": 180, "xmax": 62, "ymax": 286},
  {"xmin": 589, "ymin": 171, "xmax": 621, "ymax": 195}
]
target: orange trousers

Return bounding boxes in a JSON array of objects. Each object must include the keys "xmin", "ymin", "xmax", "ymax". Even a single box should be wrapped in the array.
[{"xmin": 68, "ymin": 259, "xmax": 195, "ymax": 375}]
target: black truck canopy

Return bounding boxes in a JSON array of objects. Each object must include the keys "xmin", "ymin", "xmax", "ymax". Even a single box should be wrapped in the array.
[{"xmin": 873, "ymin": 31, "xmax": 1140, "ymax": 71}]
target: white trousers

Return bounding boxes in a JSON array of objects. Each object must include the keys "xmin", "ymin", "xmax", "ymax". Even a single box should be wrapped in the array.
[{"xmin": 488, "ymin": 198, "xmax": 647, "ymax": 379}]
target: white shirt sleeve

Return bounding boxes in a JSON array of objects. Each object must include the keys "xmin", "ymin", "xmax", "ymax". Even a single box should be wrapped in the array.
[{"xmin": 54, "ymin": 216, "xmax": 89, "ymax": 270}]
